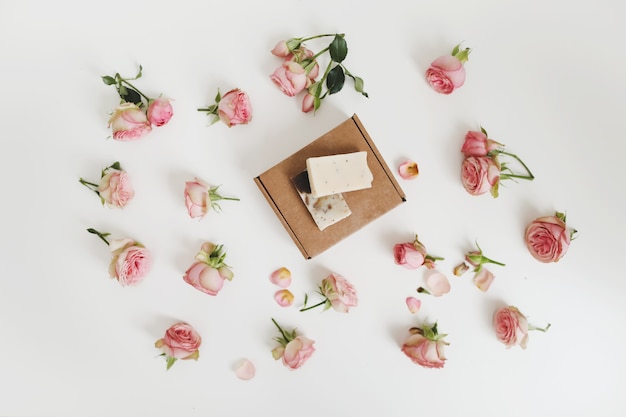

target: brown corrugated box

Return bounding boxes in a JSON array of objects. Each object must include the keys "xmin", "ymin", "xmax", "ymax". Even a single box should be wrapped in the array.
[{"xmin": 254, "ymin": 114, "xmax": 406, "ymax": 259}]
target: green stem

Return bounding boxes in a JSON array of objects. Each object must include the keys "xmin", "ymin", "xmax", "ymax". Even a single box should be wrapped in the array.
[
  {"xmin": 498, "ymin": 150, "xmax": 534, "ymax": 180},
  {"xmin": 426, "ymin": 255, "xmax": 445, "ymax": 262},
  {"xmin": 120, "ymin": 80, "xmax": 150, "ymax": 102},
  {"xmin": 528, "ymin": 323, "xmax": 551, "ymax": 332},
  {"xmin": 79, "ymin": 178, "xmax": 100, "ymax": 195},
  {"xmin": 86, "ymin": 228, "xmax": 110, "ymax": 246},
  {"xmin": 482, "ymin": 256, "xmax": 505, "ymax": 266},
  {"xmin": 300, "ymin": 33, "xmax": 340, "ymax": 42},
  {"xmin": 271, "ymin": 318, "xmax": 289, "ymax": 341},
  {"xmin": 299, "ymin": 299, "xmax": 327, "ymax": 312}
]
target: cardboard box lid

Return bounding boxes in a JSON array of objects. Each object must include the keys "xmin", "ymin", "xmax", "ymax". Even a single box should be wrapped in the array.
[{"xmin": 254, "ymin": 114, "xmax": 406, "ymax": 259}]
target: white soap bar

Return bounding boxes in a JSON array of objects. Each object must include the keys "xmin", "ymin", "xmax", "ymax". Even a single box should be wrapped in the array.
[
  {"xmin": 292, "ymin": 170, "xmax": 351, "ymax": 231},
  {"xmin": 306, "ymin": 151, "xmax": 373, "ymax": 198}
]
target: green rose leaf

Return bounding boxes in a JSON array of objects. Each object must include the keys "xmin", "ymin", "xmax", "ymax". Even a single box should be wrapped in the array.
[
  {"xmin": 326, "ymin": 65, "xmax": 345, "ymax": 95},
  {"xmin": 101, "ymin": 75, "xmax": 116, "ymax": 85},
  {"xmin": 329, "ymin": 34, "xmax": 348, "ymax": 63},
  {"xmin": 119, "ymin": 87, "xmax": 142, "ymax": 106}
]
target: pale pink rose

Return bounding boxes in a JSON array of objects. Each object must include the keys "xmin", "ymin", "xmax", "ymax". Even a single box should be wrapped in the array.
[
  {"xmin": 269, "ymin": 267, "xmax": 292, "ymax": 288},
  {"xmin": 461, "ymin": 156, "xmax": 500, "ymax": 196},
  {"xmin": 98, "ymin": 168, "xmax": 134, "ymax": 209},
  {"xmin": 108, "ymin": 238, "xmax": 152, "ymax": 286},
  {"xmin": 183, "ymin": 261, "xmax": 233, "ymax": 296},
  {"xmin": 402, "ymin": 333, "xmax": 447, "ymax": 368},
  {"xmin": 235, "ymin": 359, "xmax": 256, "ymax": 380},
  {"xmin": 320, "ymin": 273, "xmax": 358, "ymax": 313},
  {"xmin": 146, "ymin": 97, "xmax": 174, "ymax": 127},
  {"xmin": 525, "ymin": 215, "xmax": 571, "ymax": 263},
  {"xmin": 394, "ymin": 242, "xmax": 425, "ymax": 269},
  {"xmin": 425, "ymin": 55, "xmax": 466, "ymax": 94},
  {"xmin": 406, "ymin": 297, "xmax": 421, "ymax": 314},
  {"xmin": 302, "ymin": 93, "xmax": 315, "ymax": 113},
  {"xmin": 274, "ymin": 289, "xmax": 295, "ymax": 307},
  {"xmin": 218, "ymin": 88, "xmax": 252, "ymax": 127},
  {"xmin": 281, "ymin": 336, "xmax": 316, "ymax": 370},
  {"xmin": 270, "ymin": 61, "xmax": 307, "ymax": 97},
  {"xmin": 184, "ymin": 178, "xmax": 210, "ymax": 218},
  {"xmin": 398, "ymin": 160, "xmax": 419, "ymax": 180},
  {"xmin": 425, "ymin": 272, "xmax": 450, "ymax": 297},
  {"xmin": 494, "ymin": 306, "xmax": 529, "ymax": 349},
  {"xmin": 155, "ymin": 322, "xmax": 202, "ymax": 360},
  {"xmin": 107, "ymin": 102, "xmax": 152, "ymax": 141},
  {"xmin": 461, "ymin": 130, "xmax": 500, "ymax": 157},
  {"xmin": 473, "ymin": 268, "xmax": 495, "ymax": 292},
  {"xmin": 271, "ymin": 40, "xmax": 290, "ymax": 57}
]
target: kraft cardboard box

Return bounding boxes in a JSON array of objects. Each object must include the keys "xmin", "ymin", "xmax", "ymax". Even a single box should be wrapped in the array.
[{"xmin": 254, "ymin": 114, "xmax": 406, "ymax": 259}]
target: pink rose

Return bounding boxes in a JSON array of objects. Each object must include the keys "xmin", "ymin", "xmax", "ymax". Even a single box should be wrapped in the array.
[
  {"xmin": 108, "ymin": 238, "xmax": 152, "ymax": 286},
  {"xmin": 302, "ymin": 93, "xmax": 315, "ymax": 113},
  {"xmin": 525, "ymin": 213, "xmax": 571, "ymax": 262},
  {"xmin": 271, "ymin": 40, "xmax": 290, "ymax": 57},
  {"xmin": 270, "ymin": 61, "xmax": 307, "ymax": 97},
  {"xmin": 146, "ymin": 97, "xmax": 174, "ymax": 127},
  {"xmin": 280, "ymin": 336, "xmax": 316, "ymax": 370},
  {"xmin": 394, "ymin": 242, "xmax": 425, "ymax": 269},
  {"xmin": 425, "ymin": 55, "xmax": 466, "ymax": 95},
  {"xmin": 217, "ymin": 88, "xmax": 252, "ymax": 127},
  {"xmin": 493, "ymin": 306, "xmax": 528, "ymax": 349},
  {"xmin": 183, "ymin": 242, "xmax": 234, "ymax": 296},
  {"xmin": 320, "ymin": 273, "xmax": 358, "ymax": 313},
  {"xmin": 401, "ymin": 326, "xmax": 448, "ymax": 368},
  {"xmin": 184, "ymin": 178, "xmax": 210, "ymax": 218},
  {"xmin": 155, "ymin": 322, "xmax": 201, "ymax": 370},
  {"xmin": 461, "ymin": 156, "xmax": 500, "ymax": 196},
  {"xmin": 461, "ymin": 130, "xmax": 501, "ymax": 157},
  {"xmin": 107, "ymin": 102, "xmax": 152, "ymax": 141},
  {"xmin": 98, "ymin": 167, "xmax": 134, "ymax": 209}
]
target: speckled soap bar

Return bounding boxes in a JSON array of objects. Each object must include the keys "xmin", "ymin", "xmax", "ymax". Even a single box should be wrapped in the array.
[{"xmin": 306, "ymin": 151, "xmax": 373, "ymax": 198}]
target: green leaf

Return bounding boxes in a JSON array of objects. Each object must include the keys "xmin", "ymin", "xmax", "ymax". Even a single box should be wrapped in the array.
[
  {"xmin": 326, "ymin": 65, "xmax": 345, "ymax": 95},
  {"xmin": 134, "ymin": 65, "xmax": 143, "ymax": 80},
  {"xmin": 110, "ymin": 161, "xmax": 121, "ymax": 171},
  {"xmin": 101, "ymin": 75, "xmax": 116, "ymax": 85},
  {"xmin": 119, "ymin": 87, "xmax": 142, "ymax": 105},
  {"xmin": 480, "ymin": 126, "xmax": 488, "ymax": 136},
  {"xmin": 353, "ymin": 76, "xmax": 368, "ymax": 98},
  {"xmin": 451, "ymin": 43, "xmax": 461, "ymax": 56},
  {"xmin": 329, "ymin": 34, "xmax": 348, "ymax": 63},
  {"xmin": 313, "ymin": 96, "xmax": 321, "ymax": 111},
  {"xmin": 214, "ymin": 89, "xmax": 221, "ymax": 103},
  {"xmin": 165, "ymin": 356, "xmax": 177, "ymax": 370}
]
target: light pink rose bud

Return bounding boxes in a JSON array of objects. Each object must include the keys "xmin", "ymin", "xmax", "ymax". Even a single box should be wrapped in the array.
[
  {"xmin": 270, "ymin": 61, "xmax": 307, "ymax": 97},
  {"xmin": 425, "ymin": 55, "xmax": 466, "ymax": 95},
  {"xmin": 183, "ymin": 261, "xmax": 232, "ymax": 296},
  {"xmin": 147, "ymin": 97, "xmax": 174, "ymax": 127},
  {"xmin": 461, "ymin": 156, "xmax": 500, "ymax": 196},
  {"xmin": 281, "ymin": 336, "xmax": 316, "ymax": 370},
  {"xmin": 155, "ymin": 322, "xmax": 202, "ymax": 370},
  {"xmin": 493, "ymin": 306, "xmax": 529, "ymax": 349},
  {"xmin": 525, "ymin": 213, "xmax": 572, "ymax": 263},
  {"xmin": 271, "ymin": 40, "xmax": 290, "ymax": 57},
  {"xmin": 217, "ymin": 88, "xmax": 252, "ymax": 127},
  {"xmin": 401, "ymin": 324, "xmax": 449, "ymax": 369},
  {"xmin": 184, "ymin": 179, "xmax": 209, "ymax": 218},
  {"xmin": 107, "ymin": 102, "xmax": 152, "ymax": 141},
  {"xmin": 302, "ymin": 93, "xmax": 315, "ymax": 113},
  {"xmin": 108, "ymin": 238, "xmax": 152, "ymax": 286},
  {"xmin": 394, "ymin": 242, "xmax": 425, "ymax": 269},
  {"xmin": 320, "ymin": 273, "xmax": 359, "ymax": 313},
  {"xmin": 461, "ymin": 130, "xmax": 501, "ymax": 157},
  {"xmin": 98, "ymin": 168, "xmax": 134, "ymax": 209}
]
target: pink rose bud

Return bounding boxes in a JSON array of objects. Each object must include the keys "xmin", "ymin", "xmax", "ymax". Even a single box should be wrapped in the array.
[
  {"xmin": 147, "ymin": 97, "xmax": 174, "ymax": 127},
  {"xmin": 98, "ymin": 167, "xmax": 134, "ymax": 209},
  {"xmin": 217, "ymin": 88, "xmax": 252, "ymax": 127},
  {"xmin": 398, "ymin": 160, "xmax": 419, "ymax": 180},
  {"xmin": 320, "ymin": 273, "xmax": 359, "ymax": 313},
  {"xmin": 270, "ymin": 61, "xmax": 307, "ymax": 97},
  {"xmin": 493, "ymin": 306, "xmax": 529, "ymax": 349},
  {"xmin": 274, "ymin": 289, "xmax": 295, "ymax": 307},
  {"xmin": 473, "ymin": 268, "xmax": 495, "ymax": 292},
  {"xmin": 393, "ymin": 242, "xmax": 425, "ymax": 269},
  {"xmin": 269, "ymin": 267, "xmax": 292, "ymax": 288},
  {"xmin": 461, "ymin": 156, "xmax": 500, "ymax": 196},
  {"xmin": 155, "ymin": 322, "xmax": 202, "ymax": 370},
  {"xmin": 107, "ymin": 102, "xmax": 152, "ymax": 141},
  {"xmin": 405, "ymin": 297, "xmax": 421, "ymax": 314},
  {"xmin": 281, "ymin": 336, "xmax": 316, "ymax": 370},
  {"xmin": 461, "ymin": 130, "xmax": 501, "ymax": 157},
  {"xmin": 425, "ymin": 44, "xmax": 471, "ymax": 95},
  {"xmin": 425, "ymin": 272, "xmax": 451, "ymax": 297},
  {"xmin": 183, "ymin": 262, "xmax": 227, "ymax": 296},
  {"xmin": 271, "ymin": 40, "xmax": 290, "ymax": 57},
  {"xmin": 108, "ymin": 238, "xmax": 152, "ymax": 286},
  {"xmin": 525, "ymin": 212, "xmax": 573, "ymax": 263},
  {"xmin": 301, "ymin": 93, "xmax": 315, "ymax": 113},
  {"xmin": 184, "ymin": 178, "xmax": 210, "ymax": 218},
  {"xmin": 401, "ymin": 324, "xmax": 449, "ymax": 368}
]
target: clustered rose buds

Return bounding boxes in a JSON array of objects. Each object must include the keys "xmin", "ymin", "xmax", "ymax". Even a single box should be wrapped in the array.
[
  {"xmin": 525, "ymin": 211, "xmax": 577, "ymax": 263},
  {"xmin": 426, "ymin": 43, "xmax": 471, "ymax": 95},
  {"xmin": 79, "ymin": 162, "xmax": 135, "ymax": 209},
  {"xmin": 460, "ymin": 127, "xmax": 534, "ymax": 198},
  {"xmin": 155, "ymin": 322, "xmax": 202, "ymax": 370},
  {"xmin": 270, "ymin": 33, "xmax": 368, "ymax": 113},
  {"xmin": 401, "ymin": 322, "xmax": 449, "ymax": 368},
  {"xmin": 271, "ymin": 318, "xmax": 315, "ymax": 370},
  {"xmin": 183, "ymin": 242, "xmax": 234, "ymax": 296},
  {"xmin": 197, "ymin": 88, "xmax": 253, "ymax": 127},
  {"xmin": 394, "ymin": 234, "xmax": 443, "ymax": 270},
  {"xmin": 102, "ymin": 65, "xmax": 173, "ymax": 140},
  {"xmin": 184, "ymin": 177, "xmax": 239, "ymax": 219},
  {"xmin": 300, "ymin": 272, "xmax": 359, "ymax": 313}
]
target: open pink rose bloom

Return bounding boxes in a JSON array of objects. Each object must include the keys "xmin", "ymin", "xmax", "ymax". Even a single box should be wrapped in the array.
[
  {"xmin": 108, "ymin": 238, "xmax": 152, "ymax": 286},
  {"xmin": 218, "ymin": 88, "xmax": 252, "ymax": 127},
  {"xmin": 98, "ymin": 168, "xmax": 134, "ymax": 209},
  {"xmin": 402, "ymin": 329, "xmax": 448, "ymax": 368},
  {"xmin": 493, "ymin": 306, "xmax": 529, "ymax": 349},
  {"xmin": 426, "ymin": 55, "xmax": 466, "ymax": 95},
  {"xmin": 108, "ymin": 102, "xmax": 152, "ymax": 141},
  {"xmin": 320, "ymin": 273, "xmax": 359, "ymax": 313},
  {"xmin": 525, "ymin": 214, "xmax": 571, "ymax": 263}
]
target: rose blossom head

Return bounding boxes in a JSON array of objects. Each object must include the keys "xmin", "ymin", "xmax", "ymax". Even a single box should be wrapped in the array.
[
  {"xmin": 461, "ymin": 156, "xmax": 500, "ymax": 196},
  {"xmin": 155, "ymin": 322, "xmax": 201, "ymax": 370},
  {"xmin": 108, "ymin": 238, "xmax": 152, "ymax": 286},
  {"xmin": 146, "ymin": 97, "xmax": 174, "ymax": 127},
  {"xmin": 302, "ymin": 93, "xmax": 315, "ymax": 113},
  {"xmin": 394, "ymin": 242, "xmax": 425, "ymax": 269},
  {"xmin": 271, "ymin": 40, "xmax": 291, "ymax": 57},
  {"xmin": 183, "ymin": 261, "xmax": 232, "ymax": 296},
  {"xmin": 107, "ymin": 102, "xmax": 152, "ymax": 141},
  {"xmin": 217, "ymin": 88, "xmax": 252, "ymax": 127},
  {"xmin": 493, "ymin": 306, "xmax": 529, "ymax": 349},
  {"xmin": 426, "ymin": 55, "xmax": 466, "ymax": 94},
  {"xmin": 280, "ymin": 336, "xmax": 316, "ymax": 370},
  {"xmin": 525, "ymin": 213, "xmax": 572, "ymax": 263},
  {"xmin": 270, "ymin": 61, "xmax": 307, "ymax": 97},
  {"xmin": 98, "ymin": 167, "xmax": 134, "ymax": 209},
  {"xmin": 461, "ymin": 130, "xmax": 501, "ymax": 157},
  {"xmin": 320, "ymin": 273, "xmax": 358, "ymax": 313},
  {"xmin": 184, "ymin": 178, "xmax": 210, "ymax": 218},
  {"xmin": 401, "ymin": 324, "xmax": 448, "ymax": 368}
]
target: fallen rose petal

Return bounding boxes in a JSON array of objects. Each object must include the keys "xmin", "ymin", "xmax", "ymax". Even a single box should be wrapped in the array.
[
  {"xmin": 235, "ymin": 359, "xmax": 256, "ymax": 380},
  {"xmin": 474, "ymin": 268, "xmax": 495, "ymax": 292},
  {"xmin": 270, "ymin": 267, "xmax": 292, "ymax": 288},
  {"xmin": 398, "ymin": 160, "xmax": 419, "ymax": 180},
  {"xmin": 405, "ymin": 297, "xmax": 421, "ymax": 313},
  {"xmin": 274, "ymin": 289, "xmax": 294, "ymax": 307},
  {"xmin": 425, "ymin": 272, "xmax": 451, "ymax": 297}
]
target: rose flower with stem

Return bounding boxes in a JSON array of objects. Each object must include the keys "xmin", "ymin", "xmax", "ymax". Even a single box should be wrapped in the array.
[
  {"xmin": 79, "ymin": 161, "xmax": 134, "ymax": 209},
  {"xmin": 299, "ymin": 272, "xmax": 358, "ymax": 313}
]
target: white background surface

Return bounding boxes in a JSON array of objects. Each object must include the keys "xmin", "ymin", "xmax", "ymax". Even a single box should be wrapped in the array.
[{"xmin": 1, "ymin": 1, "xmax": 625, "ymax": 416}]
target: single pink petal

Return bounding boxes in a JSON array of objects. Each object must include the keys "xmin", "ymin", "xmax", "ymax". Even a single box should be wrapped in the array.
[
  {"xmin": 235, "ymin": 358, "xmax": 256, "ymax": 380},
  {"xmin": 474, "ymin": 268, "xmax": 495, "ymax": 292},
  {"xmin": 406, "ymin": 297, "xmax": 421, "ymax": 313},
  {"xmin": 274, "ymin": 289, "xmax": 294, "ymax": 307},
  {"xmin": 425, "ymin": 272, "xmax": 451, "ymax": 297},
  {"xmin": 398, "ymin": 160, "xmax": 419, "ymax": 180},
  {"xmin": 270, "ymin": 267, "xmax": 292, "ymax": 288}
]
